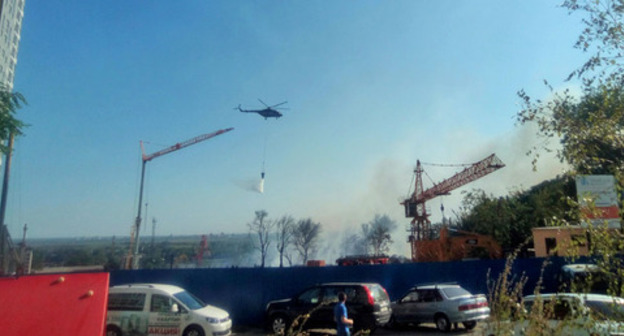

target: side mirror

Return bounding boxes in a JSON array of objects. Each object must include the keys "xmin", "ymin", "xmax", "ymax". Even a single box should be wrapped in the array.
[{"xmin": 171, "ymin": 303, "xmax": 179, "ymax": 313}]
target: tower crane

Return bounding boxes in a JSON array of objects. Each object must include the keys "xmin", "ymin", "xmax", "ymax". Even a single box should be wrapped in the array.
[
  {"xmin": 401, "ymin": 153, "xmax": 505, "ymax": 261},
  {"xmin": 124, "ymin": 127, "xmax": 234, "ymax": 270}
]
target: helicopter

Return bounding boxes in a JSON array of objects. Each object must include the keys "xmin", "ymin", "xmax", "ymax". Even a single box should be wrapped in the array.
[{"xmin": 236, "ymin": 99, "xmax": 288, "ymax": 119}]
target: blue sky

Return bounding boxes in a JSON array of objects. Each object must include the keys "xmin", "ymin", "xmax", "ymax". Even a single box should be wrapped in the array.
[{"xmin": 7, "ymin": 1, "xmax": 585, "ymax": 256}]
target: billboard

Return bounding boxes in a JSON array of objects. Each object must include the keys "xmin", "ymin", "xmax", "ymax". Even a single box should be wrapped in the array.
[{"xmin": 575, "ymin": 175, "xmax": 621, "ymax": 228}]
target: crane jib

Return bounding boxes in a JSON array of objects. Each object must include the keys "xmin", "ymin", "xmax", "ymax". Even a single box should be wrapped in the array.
[
  {"xmin": 403, "ymin": 153, "xmax": 505, "ymax": 215},
  {"xmin": 142, "ymin": 128, "xmax": 234, "ymax": 162},
  {"xmin": 126, "ymin": 127, "xmax": 234, "ymax": 270}
]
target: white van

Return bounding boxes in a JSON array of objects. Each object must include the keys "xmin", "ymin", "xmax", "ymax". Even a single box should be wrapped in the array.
[{"xmin": 106, "ymin": 283, "xmax": 232, "ymax": 336}]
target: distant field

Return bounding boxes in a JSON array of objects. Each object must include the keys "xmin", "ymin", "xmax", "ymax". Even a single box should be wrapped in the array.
[{"xmin": 24, "ymin": 233, "xmax": 258, "ymax": 270}]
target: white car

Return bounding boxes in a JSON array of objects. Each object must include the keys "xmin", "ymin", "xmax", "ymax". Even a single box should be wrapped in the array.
[
  {"xmin": 106, "ymin": 283, "xmax": 232, "ymax": 336},
  {"xmin": 484, "ymin": 293, "xmax": 624, "ymax": 336},
  {"xmin": 560, "ymin": 263, "xmax": 609, "ymax": 294}
]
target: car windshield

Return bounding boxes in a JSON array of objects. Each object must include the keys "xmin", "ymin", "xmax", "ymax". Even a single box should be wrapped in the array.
[
  {"xmin": 586, "ymin": 299, "xmax": 624, "ymax": 321},
  {"xmin": 173, "ymin": 291, "xmax": 206, "ymax": 310},
  {"xmin": 565, "ymin": 271, "xmax": 609, "ymax": 294},
  {"xmin": 442, "ymin": 287, "xmax": 471, "ymax": 299}
]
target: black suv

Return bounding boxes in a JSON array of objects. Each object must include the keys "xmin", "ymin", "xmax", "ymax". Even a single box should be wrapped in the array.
[{"xmin": 265, "ymin": 282, "xmax": 392, "ymax": 334}]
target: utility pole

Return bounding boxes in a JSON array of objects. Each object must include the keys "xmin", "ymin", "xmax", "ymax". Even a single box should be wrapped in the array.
[
  {"xmin": 151, "ymin": 218, "xmax": 156, "ymax": 250},
  {"xmin": 0, "ymin": 134, "xmax": 14, "ymax": 274}
]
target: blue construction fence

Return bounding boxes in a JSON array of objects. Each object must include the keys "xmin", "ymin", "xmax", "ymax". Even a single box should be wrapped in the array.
[{"xmin": 110, "ymin": 256, "xmax": 569, "ymax": 327}]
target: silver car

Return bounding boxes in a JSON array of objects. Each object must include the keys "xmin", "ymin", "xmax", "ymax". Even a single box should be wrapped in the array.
[
  {"xmin": 390, "ymin": 283, "xmax": 490, "ymax": 332},
  {"xmin": 484, "ymin": 293, "xmax": 624, "ymax": 336}
]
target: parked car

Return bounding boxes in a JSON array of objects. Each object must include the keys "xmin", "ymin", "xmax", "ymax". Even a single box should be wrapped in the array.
[
  {"xmin": 265, "ymin": 282, "xmax": 392, "ymax": 334},
  {"xmin": 389, "ymin": 283, "xmax": 490, "ymax": 332},
  {"xmin": 484, "ymin": 293, "xmax": 624, "ymax": 336},
  {"xmin": 106, "ymin": 283, "xmax": 232, "ymax": 336},
  {"xmin": 559, "ymin": 263, "xmax": 609, "ymax": 294}
]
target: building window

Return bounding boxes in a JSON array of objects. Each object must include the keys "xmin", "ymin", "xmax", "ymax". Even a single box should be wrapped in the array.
[{"xmin": 545, "ymin": 237, "xmax": 557, "ymax": 256}]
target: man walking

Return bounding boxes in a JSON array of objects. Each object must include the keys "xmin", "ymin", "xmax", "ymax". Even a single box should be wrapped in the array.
[{"xmin": 334, "ymin": 292, "xmax": 354, "ymax": 336}]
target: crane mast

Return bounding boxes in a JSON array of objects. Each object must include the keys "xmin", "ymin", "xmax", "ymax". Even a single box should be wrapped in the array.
[
  {"xmin": 401, "ymin": 153, "xmax": 505, "ymax": 261},
  {"xmin": 125, "ymin": 127, "xmax": 234, "ymax": 270},
  {"xmin": 196, "ymin": 234, "xmax": 209, "ymax": 267}
]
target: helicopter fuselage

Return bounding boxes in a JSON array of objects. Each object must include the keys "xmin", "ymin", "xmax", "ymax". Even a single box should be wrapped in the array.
[
  {"xmin": 237, "ymin": 100, "xmax": 286, "ymax": 119},
  {"xmin": 239, "ymin": 107, "xmax": 282, "ymax": 119}
]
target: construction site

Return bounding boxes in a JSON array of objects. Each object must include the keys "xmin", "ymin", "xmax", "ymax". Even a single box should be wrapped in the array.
[
  {"xmin": 0, "ymin": 148, "xmax": 513, "ymax": 276},
  {"xmin": 401, "ymin": 153, "xmax": 505, "ymax": 263}
]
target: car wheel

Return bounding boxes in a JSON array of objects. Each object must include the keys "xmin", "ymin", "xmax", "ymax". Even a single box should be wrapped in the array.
[
  {"xmin": 463, "ymin": 321, "xmax": 477, "ymax": 330},
  {"xmin": 270, "ymin": 314, "xmax": 289, "ymax": 334},
  {"xmin": 106, "ymin": 325, "xmax": 122, "ymax": 336},
  {"xmin": 183, "ymin": 325, "xmax": 205, "ymax": 336},
  {"xmin": 387, "ymin": 315, "xmax": 403, "ymax": 330},
  {"xmin": 435, "ymin": 314, "xmax": 451, "ymax": 332}
]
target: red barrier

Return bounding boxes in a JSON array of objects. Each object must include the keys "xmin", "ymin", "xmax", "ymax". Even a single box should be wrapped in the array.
[{"xmin": 0, "ymin": 272, "xmax": 109, "ymax": 335}]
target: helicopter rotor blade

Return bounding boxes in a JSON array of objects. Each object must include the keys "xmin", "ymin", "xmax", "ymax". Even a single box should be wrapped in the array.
[
  {"xmin": 258, "ymin": 99, "xmax": 269, "ymax": 108},
  {"xmin": 271, "ymin": 101, "xmax": 288, "ymax": 108}
]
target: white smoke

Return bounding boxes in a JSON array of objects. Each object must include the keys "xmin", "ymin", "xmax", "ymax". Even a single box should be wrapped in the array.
[{"xmin": 232, "ymin": 177, "xmax": 263, "ymax": 194}]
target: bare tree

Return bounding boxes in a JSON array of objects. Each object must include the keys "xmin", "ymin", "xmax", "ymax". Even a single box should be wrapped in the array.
[
  {"xmin": 292, "ymin": 218, "xmax": 321, "ymax": 264},
  {"xmin": 361, "ymin": 214, "xmax": 397, "ymax": 256},
  {"xmin": 247, "ymin": 210, "xmax": 274, "ymax": 267},
  {"xmin": 275, "ymin": 215, "xmax": 295, "ymax": 267},
  {"xmin": 283, "ymin": 252, "xmax": 294, "ymax": 267}
]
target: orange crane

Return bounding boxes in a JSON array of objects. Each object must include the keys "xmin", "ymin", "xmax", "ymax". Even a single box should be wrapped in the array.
[
  {"xmin": 401, "ymin": 153, "xmax": 505, "ymax": 261},
  {"xmin": 196, "ymin": 234, "xmax": 210, "ymax": 267},
  {"xmin": 125, "ymin": 128, "xmax": 234, "ymax": 270}
]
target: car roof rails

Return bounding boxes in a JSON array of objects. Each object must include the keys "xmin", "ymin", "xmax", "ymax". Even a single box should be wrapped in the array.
[
  {"xmin": 125, "ymin": 283, "xmax": 155, "ymax": 288},
  {"xmin": 412, "ymin": 282, "xmax": 459, "ymax": 288}
]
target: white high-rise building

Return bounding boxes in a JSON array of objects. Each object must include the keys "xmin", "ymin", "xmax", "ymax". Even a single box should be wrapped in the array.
[
  {"xmin": 0, "ymin": 0, "xmax": 23, "ymax": 276},
  {"xmin": 0, "ymin": 0, "xmax": 24, "ymax": 89}
]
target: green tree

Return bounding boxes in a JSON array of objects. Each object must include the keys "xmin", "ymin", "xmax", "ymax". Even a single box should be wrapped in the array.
[
  {"xmin": 518, "ymin": 83, "xmax": 624, "ymax": 177},
  {"xmin": 458, "ymin": 190, "xmax": 515, "ymax": 249},
  {"xmin": 458, "ymin": 177, "xmax": 577, "ymax": 252},
  {"xmin": 518, "ymin": 0, "xmax": 624, "ymax": 181},
  {"xmin": 562, "ymin": 0, "xmax": 624, "ymax": 84},
  {"xmin": 487, "ymin": 2, "xmax": 624, "ymax": 333},
  {"xmin": 0, "ymin": 88, "xmax": 27, "ymax": 153},
  {"xmin": 514, "ymin": 0, "xmax": 624, "ymax": 267},
  {"xmin": 65, "ymin": 248, "xmax": 92, "ymax": 266}
]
